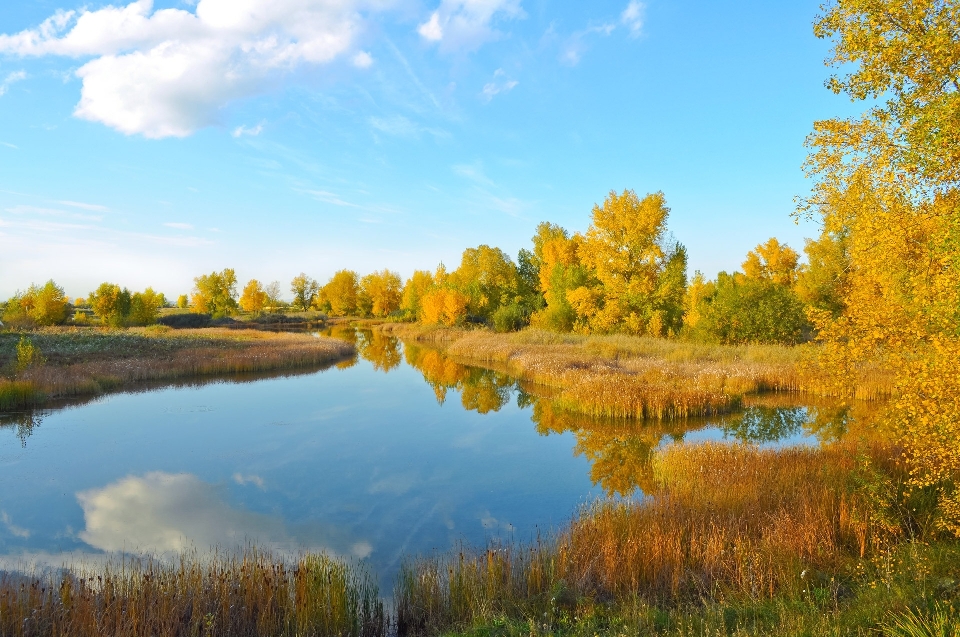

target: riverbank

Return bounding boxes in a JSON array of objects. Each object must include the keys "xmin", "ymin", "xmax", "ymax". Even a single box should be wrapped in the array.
[
  {"xmin": 0, "ymin": 327, "xmax": 354, "ymax": 410},
  {"xmin": 377, "ymin": 324, "xmax": 893, "ymax": 421},
  {"xmin": 1, "ymin": 441, "xmax": 954, "ymax": 636}
]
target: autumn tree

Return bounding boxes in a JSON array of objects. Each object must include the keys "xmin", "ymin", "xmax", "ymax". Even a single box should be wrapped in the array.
[
  {"xmin": 400, "ymin": 270, "xmax": 436, "ymax": 319},
  {"xmin": 359, "ymin": 270, "xmax": 402, "ymax": 317},
  {"xmin": 804, "ymin": 0, "xmax": 960, "ymax": 532},
  {"xmin": 742, "ymin": 238, "xmax": 800, "ymax": 286},
  {"xmin": 176, "ymin": 294, "xmax": 189, "ymax": 309},
  {"xmin": 3, "ymin": 281, "xmax": 68, "ymax": 327},
  {"xmin": 127, "ymin": 288, "xmax": 163, "ymax": 326},
  {"xmin": 264, "ymin": 281, "xmax": 285, "ymax": 308},
  {"xmin": 569, "ymin": 190, "xmax": 687, "ymax": 335},
  {"xmin": 192, "ymin": 269, "xmax": 238, "ymax": 317},
  {"xmin": 448, "ymin": 245, "xmax": 521, "ymax": 321},
  {"xmin": 321, "ymin": 270, "xmax": 359, "ymax": 317},
  {"xmin": 240, "ymin": 279, "xmax": 268, "ymax": 313},
  {"xmin": 90, "ymin": 283, "xmax": 132, "ymax": 327},
  {"xmin": 290, "ymin": 273, "xmax": 319, "ymax": 312}
]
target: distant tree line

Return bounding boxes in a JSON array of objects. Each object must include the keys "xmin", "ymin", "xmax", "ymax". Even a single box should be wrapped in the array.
[{"xmin": 2, "ymin": 188, "xmax": 846, "ymax": 345}]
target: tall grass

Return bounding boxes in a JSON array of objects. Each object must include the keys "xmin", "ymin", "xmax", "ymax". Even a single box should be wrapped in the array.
[
  {"xmin": 395, "ymin": 441, "xmax": 905, "ymax": 635},
  {"xmin": 0, "ymin": 550, "xmax": 386, "ymax": 637},
  {"xmin": 379, "ymin": 325, "xmax": 894, "ymax": 421},
  {"xmin": 0, "ymin": 327, "xmax": 353, "ymax": 410}
]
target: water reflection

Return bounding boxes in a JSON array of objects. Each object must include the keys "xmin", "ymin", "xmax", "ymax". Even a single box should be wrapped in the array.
[
  {"xmin": 75, "ymin": 472, "xmax": 372, "ymax": 559},
  {"xmin": 0, "ymin": 410, "xmax": 45, "ymax": 447}
]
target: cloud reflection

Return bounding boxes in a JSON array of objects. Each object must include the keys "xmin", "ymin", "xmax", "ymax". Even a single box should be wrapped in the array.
[{"xmin": 76, "ymin": 472, "xmax": 371, "ymax": 559}]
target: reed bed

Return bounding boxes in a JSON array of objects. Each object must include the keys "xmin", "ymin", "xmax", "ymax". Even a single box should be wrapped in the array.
[
  {"xmin": 378, "ymin": 325, "xmax": 894, "ymax": 421},
  {"xmin": 0, "ymin": 327, "xmax": 353, "ymax": 410},
  {"xmin": 0, "ymin": 550, "xmax": 386, "ymax": 637},
  {"xmin": 395, "ymin": 441, "xmax": 903, "ymax": 636}
]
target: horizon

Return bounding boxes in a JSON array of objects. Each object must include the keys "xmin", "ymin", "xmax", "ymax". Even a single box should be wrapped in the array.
[{"xmin": 0, "ymin": 0, "xmax": 859, "ymax": 300}]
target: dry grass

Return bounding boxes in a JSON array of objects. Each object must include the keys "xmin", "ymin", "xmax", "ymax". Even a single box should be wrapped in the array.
[
  {"xmin": 379, "ymin": 325, "xmax": 894, "ymax": 421},
  {"xmin": 0, "ymin": 550, "xmax": 386, "ymax": 637},
  {"xmin": 395, "ymin": 441, "xmax": 904, "ymax": 636},
  {"xmin": 0, "ymin": 327, "xmax": 353, "ymax": 410}
]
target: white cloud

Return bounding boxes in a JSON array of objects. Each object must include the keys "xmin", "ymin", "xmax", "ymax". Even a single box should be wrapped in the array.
[
  {"xmin": 232, "ymin": 472, "xmax": 265, "ymax": 489},
  {"xmin": 561, "ymin": 23, "xmax": 615, "ymax": 66},
  {"xmin": 57, "ymin": 199, "xmax": 108, "ymax": 211},
  {"xmin": 480, "ymin": 68, "xmax": 517, "ymax": 101},
  {"xmin": 417, "ymin": 0, "xmax": 524, "ymax": 52},
  {"xmin": 1, "ymin": 142, "xmax": 18, "ymax": 149},
  {"xmin": 1, "ymin": 511, "xmax": 30, "ymax": 539},
  {"xmin": 0, "ymin": 0, "xmax": 388, "ymax": 138},
  {"xmin": 232, "ymin": 123, "xmax": 263, "ymax": 137},
  {"xmin": 6, "ymin": 204, "xmax": 104, "ymax": 221},
  {"xmin": 0, "ymin": 70, "xmax": 26, "ymax": 97},
  {"xmin": 620, "ymin": 0, "xmax": 644, "ymax": 38},
  {"xmin": 351, "ymin": 50, "xmax": 373, "ymax": 68},
  {"xmin": 163, "ymin": 221, "xmax": 193, "ymax": 229}
]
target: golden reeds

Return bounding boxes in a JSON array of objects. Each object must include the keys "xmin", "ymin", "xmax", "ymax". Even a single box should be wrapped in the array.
[
  {"xmin": 0, "ymin": 550, "xmax": 386, "ymax": 637},
  {"xmin": 394, "ymin": 441, "xmax": 903, "ymax": 635},
  {"xmin": 378, "ymin": 325, "xmax": 895, "ymax": 421}
]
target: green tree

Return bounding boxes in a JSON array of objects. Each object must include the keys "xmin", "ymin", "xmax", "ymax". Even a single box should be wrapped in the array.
[
  {"xmin": 2, "ymin": 281, "xmax": 68, "ymax": 327},
  {"xmin": 192, "ymin": 269, "xmax": 238, "ymax": 317},
  {"xmin": 128, "ymin": 288, "xmax": 163, "ymax": 326},
  {"xmin": 90, "ymin": 283, "xmax": 132, "ymax": 327},
  {"xmin": 290, "ymin": 273, "xmax": 319, "ymax": 311},
  {"xmin": 696, "ymin": 273, "xmax": 808, "ymax": 345},
  {"xmin": 176, "ymin": 294, "xmax": 189, "ymax": 309},
  {"xmin": 448, "ymin": 245, "xmax": 520, "ymax": 321}
]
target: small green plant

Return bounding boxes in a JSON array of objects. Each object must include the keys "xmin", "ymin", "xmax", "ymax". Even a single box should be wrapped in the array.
[
  {"xmin": 882, "ymin": 603, "xmax": 959, "ymax": 637},
  {"xmin": 15, "ymin": 335, "xmax": 43, "ymax": 373}
]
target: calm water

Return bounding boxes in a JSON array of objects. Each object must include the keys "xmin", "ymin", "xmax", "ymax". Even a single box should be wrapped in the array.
[{"xmin": 0, "ymin": 329, "xmax": 846, "ymax": 589}]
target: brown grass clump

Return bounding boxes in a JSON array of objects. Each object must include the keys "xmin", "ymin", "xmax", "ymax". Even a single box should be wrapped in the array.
[
  {"xmin": 0, "ymin": 327, "xmax": 353, "ymax": 410},
  {"xmin": 379, "ymin": 325, "xmax": 895, "ymax": 421},
  {"xmin": 0, "ymin": 550, "xmax": 386, "ymax": 637},
  {"xmin": 395, "ymin": 441, "xmax": 902, "ymax": 635}
]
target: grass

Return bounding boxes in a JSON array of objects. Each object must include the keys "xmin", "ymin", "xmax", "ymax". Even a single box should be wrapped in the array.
[
  {"xmin": 379, "ymin": 325, "xmax": 894, "ymax": 421},
  {"xmin": 0, "ymin": 326, "xmax": 353, "ymax": 411},
  {"xmin": 0, "ymin": 550, "xmax": 386, "ymax": 637}
]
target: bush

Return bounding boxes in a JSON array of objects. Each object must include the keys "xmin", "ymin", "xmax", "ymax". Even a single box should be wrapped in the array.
[{"xmin": 491, "ymin": 303, "xmax": 527, "ymax": 332}]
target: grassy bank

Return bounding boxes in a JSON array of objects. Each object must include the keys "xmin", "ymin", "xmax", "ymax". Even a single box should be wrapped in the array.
[
  {"xmin": 0, "ymin": 327, "xmax": 353, "ymax": 410},
  {"xmin": 2, "ymin": 443, "xmax": 955, "ymax": 636},
  {"xmin": 379, "ymin": 325, "xmax": 894, "ymax": 421}
]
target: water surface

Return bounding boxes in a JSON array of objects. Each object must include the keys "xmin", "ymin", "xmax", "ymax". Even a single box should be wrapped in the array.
[{"xmin": 0, "ymin": 329, "xmax": 848, "ymax": 588}]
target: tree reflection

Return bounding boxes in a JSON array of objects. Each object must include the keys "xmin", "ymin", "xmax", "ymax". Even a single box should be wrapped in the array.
[
  {"xmin": 0, "ymin": 410, "xmax": 45, "ymax": 447},
  {"xmin": 403, "ymin": 344, "xmax": 519, "ymax": 413},
  {"xmin": 719, "ymin": 406, "xmax": 808, "ymax": 444},
  {"xmin": 355, "ymin": 330, "xmax": 402, "ymax": 372}
]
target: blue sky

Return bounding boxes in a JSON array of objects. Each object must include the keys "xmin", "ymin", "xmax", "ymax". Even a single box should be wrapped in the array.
[{"xmin": 0, "ymin": 0, "xmax": 858, "ymax": 300}]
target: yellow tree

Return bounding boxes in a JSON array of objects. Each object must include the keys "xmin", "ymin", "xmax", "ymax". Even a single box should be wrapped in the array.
[
  {"xmin": 448, "ymin": 245, "xmax": 519, "ymax": 320},
  {"xmin": 290, "ymin": 273, "xmax": 319, "ymax": 311},
  {"xmin": 128, "ymin": 288, "xmax": 163, "ymax": 325},
  {"xmin": 90, "ymin": 283, "xmax": 131, "ymax": 327},
  {"xmin": 321, "ymin": 270, "xmax": 359, "ymax": 317},
  {"xmin": 804, "ymin": 0, "xmax": 960, "ymax": 533},
  {"xmin": 239, "ymin": 279, "xmax": 268, "ymax": 313},
  {"xmin": 192, "ymin": 269, "xmax": 238, "ymax": 317},
  {"xmin": 358, "ymin": 270, "xmax": 402, "ymax": 317},
  {"xmin": 401, "ymin": 270, "xmax": 435, "ymax": 317},
  {"xmin": 571, "ymin": 189, "xmax": 683, "ymax": 335},
  {"xmin": 742, "ymin": 238, "xmax": 800, "ymax": 286}
]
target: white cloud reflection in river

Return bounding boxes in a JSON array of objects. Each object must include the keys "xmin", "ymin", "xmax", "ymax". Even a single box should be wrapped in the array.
[{"xmin": 75, "ymin": 472, "xmax": 372, "ymax": 559}]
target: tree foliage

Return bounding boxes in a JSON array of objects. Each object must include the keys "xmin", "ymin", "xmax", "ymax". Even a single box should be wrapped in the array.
[
  {"xmin": 359, "ymin": 270, "xmax": 402, "ymax": 317},
  {"xmin": 3, "ymin": 281, "xmax": 68, "ymax": 327},
  {"xmin": 321, "ymin": 270, "xmax": 359, "ymax": 317},
  {"xmin": 290, "ymin": 273, "xmax": 319, "ymax": 312},
  {"xmin": 192, "ymin": 269, "xmax": 238, "ymax": 318},
  {"xmin": 805, "ymin": 0, "xmax": 960, "ymax": 533},
  {"xmin": 90, "ymin": 283, "xmax": 132, "ymax": 327},
  {"xmin": 240, "ymin": 279, "xmax": 268, "ymax": 313}
]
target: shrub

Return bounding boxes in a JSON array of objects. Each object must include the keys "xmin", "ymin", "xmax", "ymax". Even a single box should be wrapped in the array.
[{"xmin": 158, "ymin": 313, "xmax": 212, "ymax": 328}]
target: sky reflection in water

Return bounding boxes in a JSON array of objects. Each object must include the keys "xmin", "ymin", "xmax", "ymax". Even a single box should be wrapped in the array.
[{"xmin": 0, "ymin": 329, "xmax": 846, "ymax": 588}]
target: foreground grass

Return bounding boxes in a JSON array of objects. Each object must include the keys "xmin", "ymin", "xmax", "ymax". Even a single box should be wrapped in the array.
[
  {"xmin": 379, "ymin": 325, "xmax": 894, "ymax": 421},
  {"xmin": 0, "ymin": 326, "xmax": 353, "ymax": 410},
  {"xmin": 2, "ymin": 443, "xmax": 955, "ymax": 636}
]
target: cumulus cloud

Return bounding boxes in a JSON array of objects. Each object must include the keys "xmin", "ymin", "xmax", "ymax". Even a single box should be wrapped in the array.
[
  {"xmin": 76, "ymin": 472, "xmax": 373, "ymax": 558},
  {"xmin": 620, "ymin": 0, "xmax": 644, "ymax": 37},
  {"xmin": 351, "ymin": 50, "xmax": 373, "ymax": 68},
  {"xmin": 480, "ymin": 68, "xmax": 517, "ymax": 101},
  {"xmin": 417, "ymin": 0, "xmax": 524, "ymax": 52},
  {"xmin": 0, "ymin": 0, "xmax": 386, "ymax": 138}
]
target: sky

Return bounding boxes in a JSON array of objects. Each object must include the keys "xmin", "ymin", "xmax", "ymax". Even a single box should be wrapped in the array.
[{"xmin": 0, "ymin": 0, "xmax": 862, "ymax": 300}]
